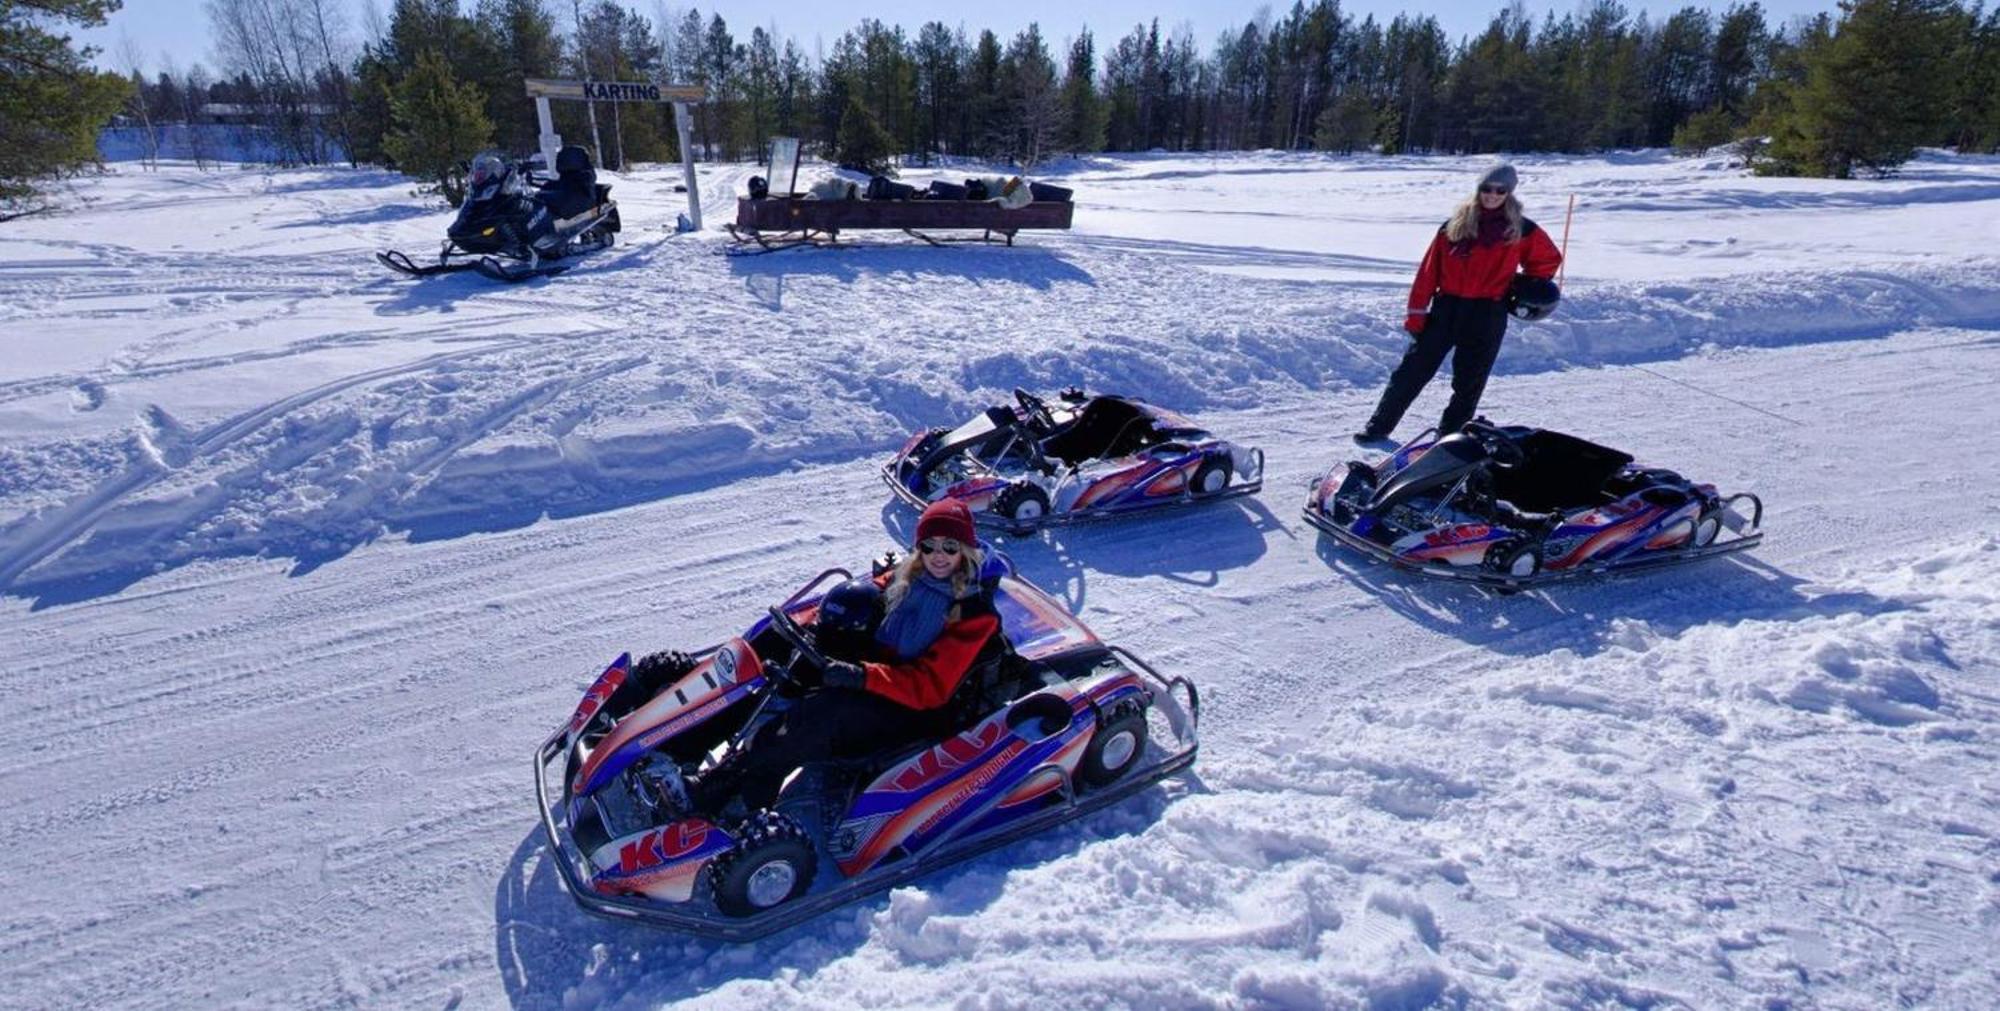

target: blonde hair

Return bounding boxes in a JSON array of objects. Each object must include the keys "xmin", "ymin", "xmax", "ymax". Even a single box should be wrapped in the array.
[
  {"xmin": 883, "ymin": 539, "xmax": 984, "ymax": 617},
  {"xmin": 1445, "ymin": 190, "xmax": 1523, "ymax": 245}
]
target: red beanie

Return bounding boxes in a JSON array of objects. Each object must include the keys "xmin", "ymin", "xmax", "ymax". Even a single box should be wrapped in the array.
[{"xmin": 916, "ymin": 498, "xmax": 977, "ymax": 546}]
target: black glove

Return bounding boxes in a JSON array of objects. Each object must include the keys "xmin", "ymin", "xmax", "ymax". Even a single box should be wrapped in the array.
[
  {"xmin": 871, "ymin": 551, "xmax": 898, "ymax": 577},
  {"xmin": 820, "ymin": 660, "xmax": 866, "ymax": 690}
]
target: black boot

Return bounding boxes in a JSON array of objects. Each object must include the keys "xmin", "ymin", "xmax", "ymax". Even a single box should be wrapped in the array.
[
  {"xmin": 599, "ymin": 650, "xmax": 697, "ymax": 724},
  {"xmin": 686, "ymin": 751, "xmax": 753, "ymax": 822}
]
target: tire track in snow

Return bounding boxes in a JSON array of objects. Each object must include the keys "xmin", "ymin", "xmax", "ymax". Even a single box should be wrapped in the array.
[{"xmin": 0, "ymin": 339, "xmax": 537, "ymax": 589}]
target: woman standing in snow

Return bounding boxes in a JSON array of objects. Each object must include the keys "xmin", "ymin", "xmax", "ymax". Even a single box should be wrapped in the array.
[{"xmin": 1355, "ymin": 164, "xmax": 1563, "ymax": 447}]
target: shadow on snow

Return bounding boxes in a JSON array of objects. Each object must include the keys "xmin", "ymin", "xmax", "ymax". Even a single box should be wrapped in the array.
[
  {"xmin": 1310, "ymin": 534, "xmax": 1903, "ymax": 658},
  {"xmin": 491, "ymin": 773, "xmax": 1196, "ymax": 1009}
]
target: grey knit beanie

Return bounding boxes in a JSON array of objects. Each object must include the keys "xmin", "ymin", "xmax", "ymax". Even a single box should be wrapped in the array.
[{"xmin": 1478, "ymin": 163, "xmax": 1518, "ymax": 191}]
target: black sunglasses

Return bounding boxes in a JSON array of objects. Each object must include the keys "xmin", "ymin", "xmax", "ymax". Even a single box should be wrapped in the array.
[
  {"xmin": 1480, "ymin": 185, "xmax": 1511, "ymax": 195},
  {"xmin": 918, "ymin": 539, "xmax": 962, "ymax": 556}
]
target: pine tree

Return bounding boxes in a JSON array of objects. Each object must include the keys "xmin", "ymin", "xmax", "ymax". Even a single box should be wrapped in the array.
[
  {"xmin": 384, "ymin": 49, "xmax": 494, "ymax": 205},
  {"xmin": 913, "ymin": 22, "xmax": 963, "ymax": 162},
  {"xmin": 964, "ymin": 30, "xmax": 1004, "ymax": 158},
  {"xmin": 1945, "ymin": 4, "xmax": 2000, "ymax": 152},
  {"xmin": 0, "ymin": 0, "xmax": 132, "ymax": 206},
  {"xmin": 477, "ymin": 0, "xmax": 561, "ymax": 156},
  {"xmin": 1314, "ymin": 89, "xmax": 1376, "ymax": 153},
  {"xmin": 1002, "ymin": 24, "xmax": 1059, "ymax": 166},
  {"xmin": 1762, "ymin": 0, "xmax": 1960, "ymax": 176},
  {"xmin": 1057, "ymin": 29, "xmax": 1107, "ymax": 155},
  {"xmin": 834, "ymin": 92, "xmax": 896, "ymax": 175}
]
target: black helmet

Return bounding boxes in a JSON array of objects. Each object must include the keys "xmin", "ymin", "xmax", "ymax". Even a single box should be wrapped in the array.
[
  {"xmin": 814, "ymin": 578, "xmax": 882, "ymax": 663},
  {"xmin": 818, "ymin": 579, "xmax": 881, "ymax": 633},
  {"xmin": 748, "ymin": 175, "xmax": 769, "ymax": 200},
  {"xmin": 1507, "ymin": 275, "xmax": 1561, "ymax": 321}
]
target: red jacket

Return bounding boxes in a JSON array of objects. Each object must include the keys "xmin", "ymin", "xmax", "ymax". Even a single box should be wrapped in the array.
[
  {"xmin": 858, "ymin": 569, "xmax": 1002, "ymax": 711},
  {"xmin": 1407, "ymin": 219, "xmax": 1562, "ymax": 315},
  {"xmin": 862, "ymin": 612, "xmax": 1000, "ymax": 710}
]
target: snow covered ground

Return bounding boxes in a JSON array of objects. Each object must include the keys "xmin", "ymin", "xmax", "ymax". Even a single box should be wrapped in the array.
[{"xmin": 2, "ymin": 150, "xmax": 1997, "ymax": 1009}]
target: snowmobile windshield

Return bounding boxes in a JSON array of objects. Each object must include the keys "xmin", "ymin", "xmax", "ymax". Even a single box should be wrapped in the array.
[{"xmin": 467, "ymin": 153, "xmax": 510, "ymax": 202}]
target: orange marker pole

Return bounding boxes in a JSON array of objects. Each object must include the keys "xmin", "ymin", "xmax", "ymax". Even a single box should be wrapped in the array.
[{"xmin": 1559, "ymin": 193, "xmax": 1575, "ymax": 286}]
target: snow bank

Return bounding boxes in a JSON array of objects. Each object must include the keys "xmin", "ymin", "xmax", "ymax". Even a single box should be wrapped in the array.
[{"xmin": 4, "ymin": 153, "xmax": 1998, "ymax": 597}]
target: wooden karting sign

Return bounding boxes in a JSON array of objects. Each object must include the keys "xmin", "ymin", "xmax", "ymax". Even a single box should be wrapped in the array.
[{"xmin": 524, "ymin": 79, "xmax": 705, "ymax": 103}]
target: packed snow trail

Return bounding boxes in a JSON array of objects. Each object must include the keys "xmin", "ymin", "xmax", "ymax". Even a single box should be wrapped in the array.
[{"xmin": 1, "ymin": 154, "xmax": 1998, "ymax": 1009}]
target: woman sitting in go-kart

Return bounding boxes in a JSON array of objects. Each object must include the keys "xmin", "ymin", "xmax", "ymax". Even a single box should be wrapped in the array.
[{"xmin": 606, "ymin": 498, "xmax": 1006, "ymax": 819}]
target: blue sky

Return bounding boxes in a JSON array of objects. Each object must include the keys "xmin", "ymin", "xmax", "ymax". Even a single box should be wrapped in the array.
[{"xmin": 83, "ymin": 0, "xmax": 1839, "ymax": 78}]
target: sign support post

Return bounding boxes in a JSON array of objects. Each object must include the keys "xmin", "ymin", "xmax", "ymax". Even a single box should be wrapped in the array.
[
  {"xmin": 673, "ymin": 102, "xmax": 700, "ymax": 230},
  {"xmin": 524, "ymin": 78, "xmax": 707, "ymax": 231}
]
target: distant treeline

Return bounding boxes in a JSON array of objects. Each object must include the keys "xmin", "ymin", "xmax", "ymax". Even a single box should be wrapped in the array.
[{"xmin": 8, "ymin": 0, "xmax": 1998, "ymax": 207}]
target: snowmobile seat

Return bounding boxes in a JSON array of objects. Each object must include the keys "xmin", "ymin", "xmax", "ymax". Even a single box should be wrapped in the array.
[
  {"xmin": 1041, "ymin": 399, "xmax": 1159, "ymax": 466},
  {"xmin": 1486, "ymin": 430, "xmax": 1634, "ymax": 514},
  {"xmin": 537, "ymin": 145, "xmax": 601, "ymax": 220}
]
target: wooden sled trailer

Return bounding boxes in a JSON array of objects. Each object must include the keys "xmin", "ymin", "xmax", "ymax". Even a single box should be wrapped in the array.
[{"xmin": 728, "ymin": 196, "xmax": 1074, "ymax": 253}]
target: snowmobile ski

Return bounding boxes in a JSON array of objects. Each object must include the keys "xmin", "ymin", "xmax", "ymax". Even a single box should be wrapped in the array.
[
  {"xmin": 473, "ymin": 256, "xmax": 572, "ymax": 283},
  {"xmin": 374, "ymin": 249, "xmax": 479, "ymax": 278}
]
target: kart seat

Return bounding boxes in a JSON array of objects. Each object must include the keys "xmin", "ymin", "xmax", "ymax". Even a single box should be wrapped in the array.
[
  {"xmin": 1487, "ymin": 429, "xmax": 1633, "ymax": 514},
  {"xmin": 942, "ymin": 633, "xmax": 1049, "ymax": 732},
  {"xmin": 1040, "ymin": 399, "xmax": 1158, "ymax": 466}
]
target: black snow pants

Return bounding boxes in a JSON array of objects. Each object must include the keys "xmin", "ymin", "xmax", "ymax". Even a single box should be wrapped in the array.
[
  {"xmin": 698, "ymin": 688, "xmax": 944, "ymax": 813},
  {"xmin": 1364, "ymin": 294, "xmax": 1510, "ymax": 438}
]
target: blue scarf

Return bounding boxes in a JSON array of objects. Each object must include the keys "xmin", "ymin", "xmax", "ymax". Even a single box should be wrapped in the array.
[{"xmin": 875, "ymin": 574, "xmax": 962, "ymax": 661}]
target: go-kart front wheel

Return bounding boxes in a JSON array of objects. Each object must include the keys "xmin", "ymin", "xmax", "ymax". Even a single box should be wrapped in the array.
[
  {"xmin": 710, "ymin": 811, "xmax": 817, "ymax": 917},
  {"xmin": 1080, "ymin": 707, "xmax": 1149, "ymax": 787}
]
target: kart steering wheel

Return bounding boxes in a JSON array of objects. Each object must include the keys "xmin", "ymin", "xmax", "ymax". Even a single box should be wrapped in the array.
[
  {"xmin": 1468, "ymin": 426, "xmax": 1527, "ymax": 468},
  {"xmin": 1013, "ymin": 387, "xmax": 1057, "ymax": 430},
  {"xmin": 764, "ymin": 606, "xmax": 831, "ymax": 689}
]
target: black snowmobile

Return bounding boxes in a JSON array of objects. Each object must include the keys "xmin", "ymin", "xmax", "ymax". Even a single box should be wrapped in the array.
[{"xmin": 376, "ymin": 145, "xmax": 621, "ymax": 283}]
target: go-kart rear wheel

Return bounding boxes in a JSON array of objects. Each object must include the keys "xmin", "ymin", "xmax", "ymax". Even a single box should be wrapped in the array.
[
  {"xmin": 710, "ymin": 811, "xmax": 817, "ymax": 917},
  {"xmin": 1080, "ymin": 707, "xmax": 1149, "ymax": 787},
  {"xmin": 1191, "ymin": 457, "xmax": 1231, "ymax": 496},
  {"xmin": 994, "ymin": 482, "xmax": 1050, "ymax": 525}
]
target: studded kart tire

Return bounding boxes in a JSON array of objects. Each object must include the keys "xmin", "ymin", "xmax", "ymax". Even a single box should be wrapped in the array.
[
  {"xmin": 1191, "ymin": 457, "xmax": 1232, "ymax": 497},
  {"xmin": 1079, "ymin": 706, "xmax": 1149, "ymax": 788},
  {"xmin": 1487, "ymin": 541, "xmax": 1543, "ymax": 581},
  {"xmin": 994, "ymin": 482, "xmax": 1051, "ymax": 525},
  {"xmin": 710, "ymin": 811, "xmax": 817, "ymax": 917}
]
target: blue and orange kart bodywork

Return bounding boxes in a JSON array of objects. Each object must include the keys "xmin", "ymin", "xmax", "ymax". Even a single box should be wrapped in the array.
[
  {"xmin": 1305, "ymin": 422, "xmax": 1763, "ymax": 590},
  {"xmin": 884, "ymin": 389, "xmax": 1264, "ymax": 534},
  {"xmin": 534, "ymin": 553, "xmax": 1198, "ymax": 940}
]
